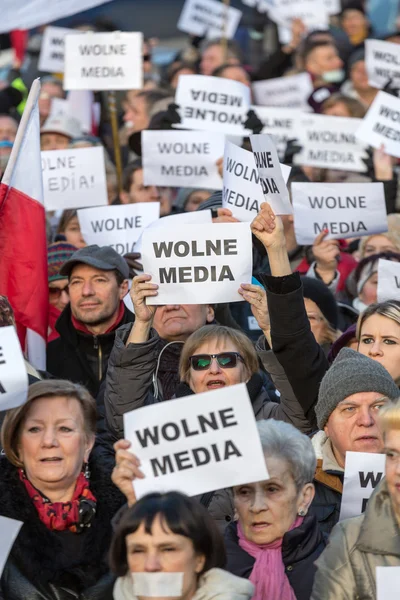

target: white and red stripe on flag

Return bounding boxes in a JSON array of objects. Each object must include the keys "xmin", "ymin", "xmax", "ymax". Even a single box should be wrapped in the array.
[{"xmin": 0, "ymin": 78, "xmax": 47, "ymax": 370}]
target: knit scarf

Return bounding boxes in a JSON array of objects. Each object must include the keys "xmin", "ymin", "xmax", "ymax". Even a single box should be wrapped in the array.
[
  {"xmin": 238, "ymin": 516, "xmax": 304, "ymax": 600},
  {"xmin": 19, "ymin": 470, "xmax": 97, "ymax": 533}
]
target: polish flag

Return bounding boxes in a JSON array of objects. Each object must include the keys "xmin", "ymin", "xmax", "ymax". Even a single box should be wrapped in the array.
[{"xmin": 0, "ymin": 79, "xmax": 47, "ymax": 370}]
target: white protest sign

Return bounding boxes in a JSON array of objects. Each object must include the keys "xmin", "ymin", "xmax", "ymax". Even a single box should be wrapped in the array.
[
  {"xmin": 292, "ymin": 182, "xmax": 388, "ymax": 245},
  {"xmin": 0, "ymin": 326, "xmax": 28, "ymax": 410},
  {"xmin": 78, "ymin": 203, "xmax": 160, "ymax": 256},
  {"xmin": 339, "ymin": 451, "xmax": 386, "ymax": 521},
  {"xmin": 64, "ymin": 32, "xmax": 143, "ymax": 91},
  {"xmin": 250, "ymin": 134, "xmax": 292, "ymax": 215},
  {"xmin": 255, "ymin": 106, "xmax": 302, "ymax": 160},
  {"xmin": 178, "ymin": 0, "xmax": 242, "ymax": 39},
  {"xmin": 49, "ymin": 97, "xmax": 69, "ymax": 120},
  {"xmin": 124, "ymin": 383, "xmax": 269, "ymax": 498},
  {"xmin": 295, "ymin": 113, "xmax": 368, "ymax": 172},
  {"xmin": 269, "ymin": 0, "xmax": 329, "ymax": 42},
  {"xmin": 41, "ymin": 146, "xmax": 108, "ymax": 211},
  {"xmin": 223, "ymin": 140, "xmax": 290, "ymax": 221},
  {"xmin": 142, "ymin": 130, "xmax": 224, "ymax": 190},
  {"xmin": 356, "ymin": 91, "xmax": 400, "ymax": 159},
  {"xmin": 366, "ymin": 39, "xmax": 400, "ymax": 90},
  {"xmin": 252, "ymin": 72, "xmax": 313, "ymax": 111},
  {"xmin": 175, "ymin": 75, "xmax": 251, "ymax": 136},
  {"xmin": 141, "ymin": 222, "xmax": 252, "ymax": 304},
  {"xmin": 323, "ymin": 0, "xmax": 340, "ymax": 14},
  {"xmin": 0, "ymin": 517, "xmax": 22, "ymax": 577},
  {"xmin": 38, "ymin": 26, "xmax": 81, "ymax": 73},
  {"xmin": 377, "ymin": 259, "xmax": 400, "ymax": 302},
  {"xmin": 377, "ymin": 567, "xmax": 400, "ymax": 600}
]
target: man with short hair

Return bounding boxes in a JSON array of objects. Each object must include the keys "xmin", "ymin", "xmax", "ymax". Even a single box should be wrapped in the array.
[
  {"xmin": 123, "ymin": 89, "xmax": 171, "ymax": 136},
  {"xmin": 46, "ymin": 245, "xmax": 133, "ymax": 397},
  {"xmin": 120, "ymin": 159, "xmax": 173, "ymax": 216},
  {"xmin": 200, "ymin": 39, "xmax": 242, "ymax": 76},
  {"xmin": 303, "ymin": 40, "xmax": 344, "ymax": 86}
]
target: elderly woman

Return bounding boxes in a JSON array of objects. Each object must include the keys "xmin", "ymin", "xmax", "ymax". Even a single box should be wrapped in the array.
[
  {"xmin": 109, "ymin": 491, "xmax": 254, "ymax": 600},
  {"xmin": 0, "ymin": 380, "xmax": 124, "ymax": 599},
  {"xmin": 225, "ymin": 419, "xmax": 326, "ymax": 600},
  {"xmin": 311, "ymin": 398, "xmax": 400, "ymax": 599}
]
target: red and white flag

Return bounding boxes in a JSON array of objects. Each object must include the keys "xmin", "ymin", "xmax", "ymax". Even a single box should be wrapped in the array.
[{"xmin": 0, "ymin": 79, "xmax": 47, "ymax": 370}]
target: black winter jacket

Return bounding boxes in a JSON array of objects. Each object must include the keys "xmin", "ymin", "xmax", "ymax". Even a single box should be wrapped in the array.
[
  {"xmin": 224, "ymin": 516, "xmax": 327, "ymax": 600},
  {"xmin": 0, "ymin": 456, "xmax": 125, "ymax": 600}
]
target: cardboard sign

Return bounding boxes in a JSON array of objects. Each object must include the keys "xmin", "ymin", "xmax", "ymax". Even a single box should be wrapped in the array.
[
  {"xmin": 0, "ymin": 326, "xmax": 28, "ymax": 410},
  {"xmin": 63, "ymin": 31, "xmax": 143, "ymax": 91},
  {"xmin": 339, "ymin": 451, "xmax": 386, "ymax": 521},
  {"xmin": 175, "ymin": 75, "xmax": 251, "ymax": 136},
  {"xmin": 356, "ymin": 91, "xmax": 400, "ymax": 158},
  {"xmin": 292, "ymin": 182, "xmax": 388, "ymax": 245},
  {"xmin": 41, "ymin": 146, "xmax": 108, "ymax": 211},
  {"xmin": 38, "ymin": 26, "xmax": 80, "ymax": 73},
  {"xmin": 255, "ymin": 106, "xmax": 302, "ymax": 160},
  {"xmin": 0, "ymin": 517, "xmax": 22, "ymax": 577},
  {"xmin": 141, "ymin": 222, "xmax": 252, "ymax": 304},
  {"xmin": 252, "ymin": 73, "xmax": 313, "ymax": 111},
  {"xmin": 142, "ymin": 130, "xmax": 224, "ymax": 190},
  {"xmin": 376, "ymin": 567, "xmax": 400, "ymax": 600},
  {"xmin": 250, "ymin": 134, "xmax": 292, "ymax": 215},
  {"xmin": 295, "ymin": 113, "xmax": 368, "ymax": 172},
  {"xmin": 177, "ymin": 0, "xmax": 242, "ymax": 39},
  {"xmin": 124, "ymin": 383, "xmax": 269, "ymax": 498},
  {"xmin": 366, "ymin": 39, "xmax": 400, "ymax": 89},
  {"xmin": 78, "ymin": 203, "xmax": 160, "ymax": 256},
  {"xmin": 377, "ymin": 259, "xmax": 400, "ymax": 302}
]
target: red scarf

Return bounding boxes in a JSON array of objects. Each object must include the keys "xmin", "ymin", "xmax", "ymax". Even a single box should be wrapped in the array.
[{"xmin": 19, "ymin": 470, "xmax": 97, "ymax": 533}]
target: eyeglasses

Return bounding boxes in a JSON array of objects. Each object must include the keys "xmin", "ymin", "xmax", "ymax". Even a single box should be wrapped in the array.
[
  {"xmin": 189, "ymin": 352, "xmax": 244, "ymax": 371},
  {"xmin": 49, "ymin": 285, "xmax": 69, "ymax": 299}
]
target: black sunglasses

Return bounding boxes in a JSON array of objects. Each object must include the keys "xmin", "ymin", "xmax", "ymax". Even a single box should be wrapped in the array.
[
  {"xmin": 49, "ymin": 284, "xmax": 69, "ymax": 299},
  {"xmin": 189, "ymin": 352, "xmax": 244, "ymax": 371}
]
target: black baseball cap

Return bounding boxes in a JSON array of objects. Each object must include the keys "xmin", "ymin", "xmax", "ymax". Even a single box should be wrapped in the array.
[{"xmin": 60, "ymin": 245, "xmax": 129, "ymax": 279}]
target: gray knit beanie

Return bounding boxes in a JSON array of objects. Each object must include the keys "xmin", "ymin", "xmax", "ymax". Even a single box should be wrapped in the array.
[{"xmin": 316, "ymin": 348, "xmax": 399, "ymax": 429}]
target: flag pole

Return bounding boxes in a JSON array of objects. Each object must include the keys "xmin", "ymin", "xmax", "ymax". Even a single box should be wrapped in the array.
[
  {"xmin": 108, "ymin": 90, "xmax": 123, "ymax": 195},
  {"xmin": 221, "ymin": 0, "xmax": 231, "ymax": 62}
]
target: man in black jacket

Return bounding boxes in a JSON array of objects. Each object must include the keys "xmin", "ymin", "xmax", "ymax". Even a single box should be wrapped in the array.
[{"xmin": 46, "ymin": 245, "xmax": 133, "ymax": 398}]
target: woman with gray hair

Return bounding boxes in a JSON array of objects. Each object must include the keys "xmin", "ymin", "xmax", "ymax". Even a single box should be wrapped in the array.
[{"xmin": 225, "ymin": 420, "xmax": 326, "ymax": 600}]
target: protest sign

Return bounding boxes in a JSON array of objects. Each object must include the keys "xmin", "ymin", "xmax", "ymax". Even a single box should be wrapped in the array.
[
  {"xmin": 339, "ymin": 451, "xmax": 386, "ymax": 521},
  {"xmin": 255, "ymin": 106, "xmax": 302, "ymax": 160},
  {"xmin": 376, "ymin": 567, "xmax": 400, "ymax": 600},
  {"xmin": 377, "ymin": 259, "xmax": 400, "ymax": 302},
  {"xmin": 141, "ymin": 222, "xmax": 252, "ymax": 304},
  {"xmin": 365, "ymin": 39, "xmax": 400, "ymax": 89},
  {"xmin": 0, "ymin": 326, "xmax": 28, "ymax": 410},
  {"xmin": 38, "ymin": 26, "xmax": 81, "ymax": 73},
  {"xmin": 252, "ymin": 73, "xmax": 313, "ymax": 111},
  {"xmin": 177, "ymin": 0, "xmax": 242, "ymax": 39},
  {"xmin": 78, "ymin": 203, "xmax": 160, "ymax": 256},
  {"xmin": 250, "ymin": 134, "xmax": 292, "ymax": 215},
  {"xmin": 0, "ymin": 517, "xmax": 22, "ymax": 577},
  {"xmin": 124, "ymin": 383, "xmax": 269, "ymax": 498},
  {"xmin": 175, "ymin": 75, "xmax": 251, "ymax": 136},
  {"xmin": 356, "ymin": 91, "xmax": 400, "ymax": 158},
  {"xmin": 223, "ymin": 140, "xmax": 290, "ymax": 221},
  {"xmin": 63, "ymin": 31, "xmax": 143, "ymax": 91},
  {"xmin": 142, "ymin": 130, "xmax": 224, "ymax": 189},
  {"xmin": 294, "ymin": 113, "xmax": 368, "ymax": 172},
  {"xmin": 292, "ymin": 182, "xmax": 388, "ymax": 245},
  {"xmin": 41, "ymin": 146, "xmax": 108, "ymax": 211},
  {"xmin": 269, "ymin": 0, "xmax": 329, "ymax": 43}
]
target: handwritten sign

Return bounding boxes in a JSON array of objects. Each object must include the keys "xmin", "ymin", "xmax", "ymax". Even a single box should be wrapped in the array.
[
  {"xmin": 356, "ymin": 91, "xmax": 400, "ymax": 158},
  {"xmin": 340, "ymin": 451, "xmax": 386, "ymax": 521},
  {"xmin": 178, "ymin": 0, "xmax": 242, "ymax": 38},
  {"xmin": 255, "ymin": 106, "xmax": 302, "ymax": 160},
  {"xmin": 252, "ymin": 73, "xmax": 313, "ymax": 111},
  {"xmin": 78, "ymin": 203, "xmax": 160, "ymax": 256},
  {"xmin": 63, "ymin": 31, "xmax": 143, "ymax": 91},
  {"xmin": 142, "ymin": 130, "xmax": 223, "ymax": 189},
  {"xmin": 377, "ymin": 258, "xmax": 400, "ymax": 302},
  {"xmin": 141, "ymin": 222, "xmax": 252, "ymax": 304},
  {"xmin": 0, "ymin": 326, "xmax": 28, "ymax": 410},
  {"xmin": 124, "ymin": 383, "xmax": 269, "ymax": 498},
  {"xmin": 175, "ymin": 75, "xmax": 251, "ymax": 136},
  {"xmin": 41, "ymin": 146, "xmax": 108, "ymax": 211},
  {"xmin": 365, "ymin": 39, "xmax": 400, "ymax": 89},
  {"xmin": 292, "ymin": 182, "xmax": 388, "ymax": 245}
]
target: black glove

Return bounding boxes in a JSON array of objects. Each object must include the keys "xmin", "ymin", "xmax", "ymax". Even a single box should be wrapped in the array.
[
  {"xmin": 361, "ymin": 147, "xmax": 374, "ymax": 179},
  {"xmin": 382, "ymin": 78, "xmax": 400, "ymax": 98},
  {"xmin": 282, "ymin": 138, "xmax": 302, "ymax": 165},
  {"xmin": 244, "ymin": 109, "xmax": 264, "ymax": 134}
]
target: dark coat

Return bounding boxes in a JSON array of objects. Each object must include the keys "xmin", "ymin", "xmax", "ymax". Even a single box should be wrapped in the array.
[
  {"xmin": 310, "ymin": 461, "xmax": 343, "ymax": 536},
  {"xmin": 0, "ymin": 456, "xmax": 125, "ymax": 600},
  {"xmin": 46, "ymin": 303, "xmax": 134, "ymax": 398},
  {"xmin": 224, "ymin": 516, "xmax": 327, "ymax": 600}
]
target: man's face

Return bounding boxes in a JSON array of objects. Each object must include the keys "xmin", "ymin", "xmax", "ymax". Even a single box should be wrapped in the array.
[
  {"xmin": 306, "ymin": 45, "xmax": 343, "ymax": 77},
  {"xmin": 324, "ymin": 391, "xmax": 388, "ymax": 468},
  {"xmin": 153, "ymin": 304, "xmax": 214, "ymax": 342},
  {"xmin": 68, "ymin": 264, "xmax": 127, "ymax": 333},
  {"xmin": 41, "ymin": 133, "xmax": 70, "ymax": 151},
  {"xmin": 120, "ymin": 168, "xmax": 161, "ymax": 205},
  {"xmin": 123, "ymin": 93, "xmax": 149, "ymax": 135},
  {"xmin": 39, "ymin": 82, "xmax": 64, "ymax": 125},
  {"xmin": 0, "ymin": 116, "xmax": 17, "ymax": 142}
]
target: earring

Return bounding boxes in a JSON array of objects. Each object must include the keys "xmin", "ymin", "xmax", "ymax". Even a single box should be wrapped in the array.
[
  {"xmin": 298, "ymin": 508, "xmax": 307, "ymax": 516},
  {"xmin": 83, "ymin": 462, "xmax": 90, "ymax": 479}
]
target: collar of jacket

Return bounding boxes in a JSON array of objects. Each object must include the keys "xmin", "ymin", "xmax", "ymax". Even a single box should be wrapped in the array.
[
  {"xmin": 312, "ymin": 431, "xmax": 344, "ymax": 493},
  {"xmin": 356, "ymin": 479, "xmax": 400, "ymax": 556},
  {"xmin": 174, "ymin": 372, "xmax": 264, "ymax": 401},
  {"xmin": 55, "ymin": 302, "xmax": 134, "ymax": 343},
  {"xmin": 71, "ymin": 300, "xmax": 127, "ymax": 335}
]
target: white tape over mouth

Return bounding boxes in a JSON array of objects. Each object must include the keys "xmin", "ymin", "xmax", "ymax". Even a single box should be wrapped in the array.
[{"xmin": 132, "ymin": 572, "xmax": 184, "ymax": 597}]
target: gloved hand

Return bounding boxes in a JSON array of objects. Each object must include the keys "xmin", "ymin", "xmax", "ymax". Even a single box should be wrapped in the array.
[
  {"xmin": 282, "ymin": 138, "xmax": 302, "ymax": 165},
  {"xmin": 244, "ymin": 108, "xmax": 264, "ymax": 134}
]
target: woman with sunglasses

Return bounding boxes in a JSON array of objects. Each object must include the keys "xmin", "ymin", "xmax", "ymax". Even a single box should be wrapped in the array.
[{"xmin": 47, "ymin": 242, "xmax": 77, "ymax": 342}]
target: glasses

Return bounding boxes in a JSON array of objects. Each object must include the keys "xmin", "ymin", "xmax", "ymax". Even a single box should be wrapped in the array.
[
  {"xmin": 189, "ymin": 352, "xmax": 244, "ymax": 371},
  {"xmin": 49, "ymin": 285, "xmax": 69, "ymax": 299}
]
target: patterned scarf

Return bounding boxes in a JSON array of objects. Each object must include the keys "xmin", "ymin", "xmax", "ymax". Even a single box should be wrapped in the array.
[{"xmin": 19, "ymin": 469, "xmax": 97, "ymax": 533}]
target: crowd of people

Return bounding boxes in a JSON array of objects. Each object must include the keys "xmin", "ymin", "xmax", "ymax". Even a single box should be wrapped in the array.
[{"xmin": 2, "ymin": 0, "xmax": 400, "ymax": 599}]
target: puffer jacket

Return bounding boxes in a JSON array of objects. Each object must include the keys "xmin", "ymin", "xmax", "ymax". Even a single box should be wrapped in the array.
[{"xmin": 312, "ymin": 479, "xmax": 400, "ymax": 599}]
